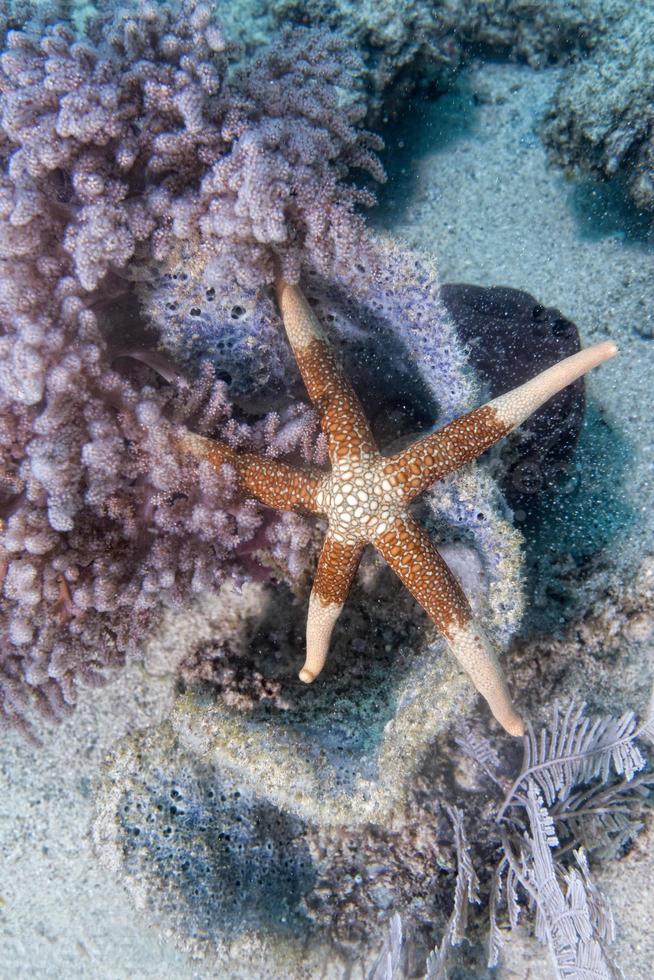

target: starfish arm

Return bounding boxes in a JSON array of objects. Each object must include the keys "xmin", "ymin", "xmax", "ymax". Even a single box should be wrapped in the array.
[
  {"xmin": 300, "ymin": 533, "xmax": 364, "ymax": 683},
  {"xmin": 178, "ymin": 430, "xmax": 322, "ymax": 513},
  {"xmin": 373, "ymin": 514, "xmax": 524, "ymax": 736},
  {"xmin": 387, "ymin": 340, "xmax": 618, "ymax": 503},
  {"xmin": 275, "ymin": 278, "xmax": 377, "ymax": 461}
]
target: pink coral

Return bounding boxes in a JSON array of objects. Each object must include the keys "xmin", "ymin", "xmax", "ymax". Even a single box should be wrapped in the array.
[{"xmin": 0, "ymin": 0, "xmax": 383, "ymax": 733}]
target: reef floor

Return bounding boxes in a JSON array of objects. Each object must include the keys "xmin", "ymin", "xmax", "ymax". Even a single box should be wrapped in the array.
[{"xmin": 1, "ymin": 59, "xmax": 653, "ymax": 979}]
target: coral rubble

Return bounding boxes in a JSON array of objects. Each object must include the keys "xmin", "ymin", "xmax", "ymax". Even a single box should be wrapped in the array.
[
  {"xmin": 542, "ymin": 1, "xmax": 654, "ymax": 214},
  {"xmin": 238, "ymin": 0, "xmax": 602, "ymax": 120}
]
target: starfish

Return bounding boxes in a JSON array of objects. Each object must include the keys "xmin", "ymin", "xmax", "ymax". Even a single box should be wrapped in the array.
[{"xmin": 180, "ymin": 279, "xmax": 617, "ymax": 736}]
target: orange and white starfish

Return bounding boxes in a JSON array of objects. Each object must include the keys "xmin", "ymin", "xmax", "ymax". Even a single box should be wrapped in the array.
[{"xmin": 181, "ymin": 278, "xmax": 617, "ymax": 736}]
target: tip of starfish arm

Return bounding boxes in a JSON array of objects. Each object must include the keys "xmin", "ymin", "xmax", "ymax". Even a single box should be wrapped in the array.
[
  {"xmin": 176, "ymin": 429, "xmax": 207, "ymax": 456},
  {"xmin": 299, "ymin": 667, "xmax": 316, "ymax": 683},
  {"xmin": 601, "ymin": 339, "xmax": 619, "ymax": 358},
  {"xmin": 503, "ymin": 713, "xmax": 526, "ymax": 737}
]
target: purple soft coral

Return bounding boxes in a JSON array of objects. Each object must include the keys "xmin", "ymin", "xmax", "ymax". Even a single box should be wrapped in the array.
[
  {"xmin": 0, "ymin": 338, "xmax": 324, "ymax": 735},
  {"xmin": 0, "ymin": 0, "xmax": 382, "ymax": 290},
  {"xmin": 194, "ymin": 27, "xmax": 385, "ymax": 284},
  {"xmin": 0, "ymin": 0, "xmax": 380, "ymax": 734}
]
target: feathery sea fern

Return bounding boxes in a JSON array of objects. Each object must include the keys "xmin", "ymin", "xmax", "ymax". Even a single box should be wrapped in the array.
[
  {"xmin": 493, "ymin": 784, "xmax": 622, "ymax": 979},
  {"xmin": 498, "ymin": 702, "xmax": 654, "ymax": 819},
  {"xmin": 368, "ymin": 701, "xmax": 653, "ymax": 980},
  {"xmin": 425, "ymin": 806, "xmax": 480, "ymax": 979}
]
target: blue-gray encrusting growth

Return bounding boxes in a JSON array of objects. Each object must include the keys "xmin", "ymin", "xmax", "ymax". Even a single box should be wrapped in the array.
[{"xmin": 115, "ymin": 738, "xmax": 315, "ymax": 942}]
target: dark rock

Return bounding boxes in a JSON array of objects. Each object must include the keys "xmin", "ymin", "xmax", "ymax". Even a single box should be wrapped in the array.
[{"xmin": 441, "ymin": 283, "xmax": 584, "ymax": 508}]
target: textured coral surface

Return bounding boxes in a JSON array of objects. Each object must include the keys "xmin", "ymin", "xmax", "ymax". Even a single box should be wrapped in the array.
[
  {"xmin": 543, "ymin": 0, "xmax": 654, "ymax": 213},
  {"xmin": 0, "ymin": 0, "xmax": 395, "ymax": 732},
  {"xmin": 229, "ymin": 0, "xmax": 603, "ymax": 119}
]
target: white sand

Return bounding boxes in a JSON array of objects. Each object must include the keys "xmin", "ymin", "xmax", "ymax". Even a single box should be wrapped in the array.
[{"xmin": 0, "ymin": 662, "xmax": 198, "ymax": 979}]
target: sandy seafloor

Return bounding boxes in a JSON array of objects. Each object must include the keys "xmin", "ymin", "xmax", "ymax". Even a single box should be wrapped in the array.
[{"xmin": 1, "ymin": 59, "xmax": 653, "ymax": 979}]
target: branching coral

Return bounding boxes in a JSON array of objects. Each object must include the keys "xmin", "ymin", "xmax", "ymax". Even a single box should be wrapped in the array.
[
  {"xmin": 190, "ymin": 27, "xmax": 386, "ymax": 285},
  {"xmin": 0, "ymin": 0, "xmax": 382, "ymax": 289},
  {"xmin": 0, "ymin": 0, "xmax": 384, "ymax": 733},
  {"xmin": 0, "ymin": 341, "xmax": 324, "ymax": 734}
]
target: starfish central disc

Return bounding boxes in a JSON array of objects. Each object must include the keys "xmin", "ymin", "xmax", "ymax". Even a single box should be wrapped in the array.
[{"xmin": 316, "ymin": 455, "xmax": 405, "ymax": 545}]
